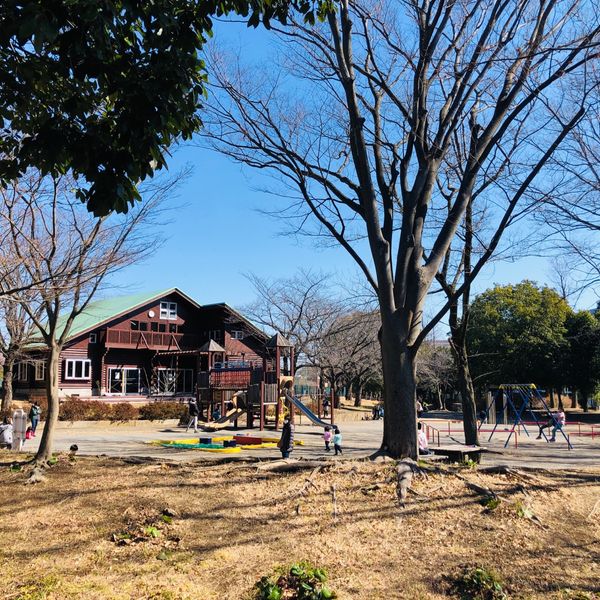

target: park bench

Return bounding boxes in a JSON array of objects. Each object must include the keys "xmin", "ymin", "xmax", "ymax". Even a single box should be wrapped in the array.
[{"xmin": 430, "ymin": 445, "xmax": 485, "ymax": 463}]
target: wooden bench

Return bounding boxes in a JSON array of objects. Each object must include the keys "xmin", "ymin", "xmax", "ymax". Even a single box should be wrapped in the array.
[{"xmin": 430, "ymin": 445, "xmax": 485, "ymax": 463}]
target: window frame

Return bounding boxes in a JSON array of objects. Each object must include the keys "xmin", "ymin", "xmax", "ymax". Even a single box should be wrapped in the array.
[
  {"xmin": 230, "ymin": 330, "xmax": 244, "ymax": 340},
  {"xmin": 17, "ymin": 362, "xmax": 28, "ymax": 381},
  {"xmin": 159, "ymin": 301, "xmax": 177, "ymax": 320},
  {"xmin": 64, "ymin": 358, "xmax": 92, "ymax": 381},
  {"xmin": 89, "ymin": 333, "xmax": 97, "ymax": 343},
  {"xmin": 34, "ymin": 360, "xmax": 46, "ymax": 381}
]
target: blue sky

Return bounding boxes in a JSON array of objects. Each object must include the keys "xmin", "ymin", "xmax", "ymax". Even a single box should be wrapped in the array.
[
  {"xmin": 108, "ymin": 20, "xmax": 599, "ymax": 316},
  {"xmin": 109, "ymin": 140, "xmax": 598, "ymax": 315}
]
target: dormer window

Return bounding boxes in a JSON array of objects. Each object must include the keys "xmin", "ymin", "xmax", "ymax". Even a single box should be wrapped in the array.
[
  {"xmin": 231, "ymin": 330, "xmax": 244, "ymax": 340},
  {"xmin": 160, "ymin": 301, "xmax": 177, "ymax": 320}
]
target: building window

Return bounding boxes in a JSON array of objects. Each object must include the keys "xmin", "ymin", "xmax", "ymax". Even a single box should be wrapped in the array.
[
  {"xmin": 34, "ymin": 360, "xmax": 46, "ymax": 381},
  {"xmin": 209, "ymin": 329, "xmax": 223, "ymax": 342},
  {"xmin": 140, "ymin": 322, "xmax": 148, "ymax": 332},
  {"xmin": 169, "ymin": 323, "xmax": 178, "ymax": 334},
  {"xmin": 65, "ymin": 359, "xmax": 91, "ymax": 380},
  {"xmin": 158, "ymin": 323, "xmax": 166, "ymax": 333},
  {"xmin": 160, "ymin": 301, "xmax": 177, "ymax": 320},
  {"xmin": 131, "ymin": 320, "xmax": 139, "ymax": 330},
  {"xmin": 231, "ymin": 330, "xmax": 244, "ymax": 340},
  {"xmin": 17, "ymin": 362, "xmax": 28, "ymax": 381},
  {"xmin": 151, "ymin": 322, "xmax": 158, "ymax": 332},
  {"xmin": 89, "ymin": 333, "xmax": 97, "ymax": 343}
]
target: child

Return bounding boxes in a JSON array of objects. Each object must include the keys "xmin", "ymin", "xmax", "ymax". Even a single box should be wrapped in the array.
[
  {"xmin": 333, "ymin": 427, "xmax": 342, "ymax": 455},
  {"xmin": 0, "ymin": 417, "xmax": 13, "ymax": 449},
  {"xmin": 323, "ymin": 426, "xmax": 332, "ymax": 452},
  {"xmin": 25, "ymin": 426, "xmax": 34, "ymax": 441},
  {"xmin": 550, "ymin": 408, "xmax": 566, "ymax": 442},
  {"xmin": 417, "ymin": 422, "xmax": 430, "ymax": 455}
]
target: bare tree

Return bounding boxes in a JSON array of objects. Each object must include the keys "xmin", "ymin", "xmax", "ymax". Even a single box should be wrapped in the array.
[
  {"xmin": 416, "ymin": 341, "xmax": 455, "ymax": 411},
  {"xmin": 202, "ymin": 0, "xmax": 600, "ymax": 457},
  {"xmin": 0, "ymin": 173, "xmax": 175, "ymax": 463},
  {"xmin": 0, "ymin": 297, "xmax": 38, "ymax": 411},
  {"xmin": 242, "ymin": 269, "xmax": 346, "ymax": 368},
  {"xmin": 317, "ymin": 310, "xmax": 381, "ymax": 407},
  {"xmin": 540, "ymin": 88, "xmax": 600, "ymax": 293}
]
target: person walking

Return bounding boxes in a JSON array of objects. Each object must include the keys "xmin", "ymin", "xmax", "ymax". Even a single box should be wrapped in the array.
[
  {"xmin": 186, "ymin": 398, "xmax": 199, "ymax": 433},
  {"xmin": 333, "ymin": 427, "xmax": 343, "ymax": 455},
  {"xmin": 29, "ymin": 402, "xmax": 41, "ymax": 436},
  {"xmin": 323, "ymin": 426, "xmax": 332, "ymax": 452},
  {"xmin": 278, "ymin": 417, "xmax": 294, "ymax": 459}
]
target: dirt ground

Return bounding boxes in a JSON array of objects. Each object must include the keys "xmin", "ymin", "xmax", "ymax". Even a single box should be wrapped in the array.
[{"xmin": 0, "ymin": 456, "xmax": 598, "ymax": 600}]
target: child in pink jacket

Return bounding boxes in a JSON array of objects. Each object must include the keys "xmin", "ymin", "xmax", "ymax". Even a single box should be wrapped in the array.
[{"xmin": 323, "ymin": 426, "xmax": 332, "ymax": 452}]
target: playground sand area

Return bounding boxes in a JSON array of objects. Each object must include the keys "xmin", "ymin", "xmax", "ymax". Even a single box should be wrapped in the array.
[{"xmin": 0, "ymin": 456, "xmax": 598, "ymax": 599}]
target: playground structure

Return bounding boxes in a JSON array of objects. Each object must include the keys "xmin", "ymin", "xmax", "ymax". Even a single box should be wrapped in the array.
[
  {"xmin": 193, "ymin": 333, "xmax": 335, "ymax": 431},
  {"xmin": 479, "ymin": 384, "xmax": 573, "ymax": 449}
]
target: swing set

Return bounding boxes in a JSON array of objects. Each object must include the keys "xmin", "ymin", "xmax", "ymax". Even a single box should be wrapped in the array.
[{"xmin": 480, "ymin": 383, "xmax": 573, "ymax": 450}]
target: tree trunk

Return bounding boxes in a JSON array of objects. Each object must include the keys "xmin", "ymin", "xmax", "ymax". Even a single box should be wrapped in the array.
[
  {"xmin": 1, "ymin": 358, "xmax": 15, "ymax": 412},
  {"xmin": 556, "ymin": 389, "xmax": 564, "ymax": 411},
  {"xmin": 380, "ymin": 325, "xmax": 417, "ymax": 459},
  {"xmin": 454, "ymin": 343, "xmax": 479, "ymax": 446},
  {"xmin": 353, "ymin": 381, "xmax": 363, "ymax": 407},
  {"xmin": 436, "ymin": 386, "xmax": 443, "ymax": 410},
  {"xmin": 570, "ymin": 389, "xmax": 577, "ymax": 409},
  {"xmin": 35, "ymin": 344, "xmax": 60, "ymax": 463},
  {"xmin": 549, "ymin": 388, "xmax": 556, "ymax": 409}
]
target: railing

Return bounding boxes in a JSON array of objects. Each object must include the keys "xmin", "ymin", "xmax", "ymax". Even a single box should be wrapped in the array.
[{"xmin": 105, "ymin": 328, "xmax": 199, "ymax": 350}]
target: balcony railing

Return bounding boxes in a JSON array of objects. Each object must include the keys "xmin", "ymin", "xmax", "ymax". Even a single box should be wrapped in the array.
[{"xmin": 105, "ymin": 328, "xmax": 199, "ymax": 350}]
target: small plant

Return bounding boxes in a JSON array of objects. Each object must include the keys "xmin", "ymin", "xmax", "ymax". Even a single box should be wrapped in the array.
[
  {"xmin": 449, "ymin": 565, "xmax": 508, "ymax": 600},
  {"xmin": 481, "ymin": 496, "xmax": 501, "ymax": 511},
  {"xmin": 462, "ymin": 457, "xmax": 479, "ymax": 469},
  {"xmin": 515, "ymin": 501, "xmax": 534, "ymax": 520},
  {"xmin": 254, "ymin": 563, "xmax": 336, "ymax": 600}
]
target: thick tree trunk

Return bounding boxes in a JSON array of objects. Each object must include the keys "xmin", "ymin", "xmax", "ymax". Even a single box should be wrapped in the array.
[
  {"xmin": 380, "ymin": 324, "xmax": 417, "ymax": 459},
  {"xmin": 35, "ymin": 345, "xmax": 60, "ymax": 463},
  {"xmin": 1, "ymin": 359, "xmax": 15, "ymax": 412}
]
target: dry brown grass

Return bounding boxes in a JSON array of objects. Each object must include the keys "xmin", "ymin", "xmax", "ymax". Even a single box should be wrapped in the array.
[{"xmin": 0, "ymin": 455, "xmax": 598, "ymax": 600}]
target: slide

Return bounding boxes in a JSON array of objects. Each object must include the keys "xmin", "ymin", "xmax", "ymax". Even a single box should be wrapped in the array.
[
  {"xmin": 200, "ymin": 408, "xmax": 245, "ymax": 431},
  {"xmin": 289, "ymin": 395, "xmax": 334, "ymax": 428}
]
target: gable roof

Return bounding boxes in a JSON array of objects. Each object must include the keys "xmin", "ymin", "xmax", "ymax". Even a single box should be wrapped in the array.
[
  {"xmin": 200, "ymin": 302, "xmax": 268, "ymax": 341},
  {"xmin": 198, "ymin": 340, "xmax": 226, "ymax": 353},
  {"xmin": 58, "ymin": 288, "xmax": 200, "ymax": 341}
]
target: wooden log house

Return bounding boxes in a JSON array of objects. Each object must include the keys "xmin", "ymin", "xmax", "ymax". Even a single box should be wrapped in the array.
[{"xmin": 13, "ymin": 288, "xmax": 270, "ymax": 403}]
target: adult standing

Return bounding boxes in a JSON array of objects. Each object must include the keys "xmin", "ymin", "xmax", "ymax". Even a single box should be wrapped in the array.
[
  {"xmin": 29, "ymin": 401, "xmax": 41, "ymax": 436},
  {"xmin": 278, "ymin": 417, "xmax": 294, "ymax": 459},
  {"xmin": 186, "ymin": 398, "xmax": 199, "ymax": 433}
]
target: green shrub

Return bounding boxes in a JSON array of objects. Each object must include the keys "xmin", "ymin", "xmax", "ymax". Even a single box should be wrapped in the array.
[
  {"xmin": 110, "ymin": 402, "xmax": 140, "ymax": 422},
  {"xmin": 254, "ymin": 563, "xmax": 336, "ymax": 600},
  {"xmin": 138, "ymin": 402, "xmax": 187, "ymax": 421},
  {"xmin": 449, "ymin": 565, "xmax": 508, "ymax": 600}
]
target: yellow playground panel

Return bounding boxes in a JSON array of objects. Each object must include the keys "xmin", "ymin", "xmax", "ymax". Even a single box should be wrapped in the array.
[{"xmin": 150, "ymin": 434, "xmax": 304, "ymax": 453}]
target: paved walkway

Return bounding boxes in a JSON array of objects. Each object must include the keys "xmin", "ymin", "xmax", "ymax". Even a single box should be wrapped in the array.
[{"xmin": 8, "ymin": 418, "xmax": 600, "ymax": 470}]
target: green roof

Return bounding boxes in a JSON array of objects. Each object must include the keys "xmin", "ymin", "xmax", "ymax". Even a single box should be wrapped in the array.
[{"xmin": 57, "ymin": 288, "xmax": 198, "ymax": 341}]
